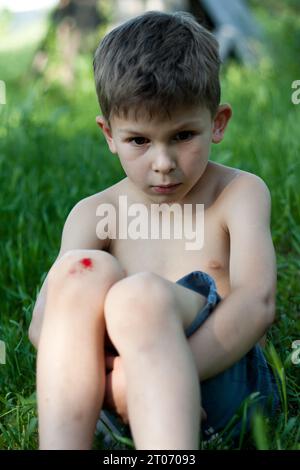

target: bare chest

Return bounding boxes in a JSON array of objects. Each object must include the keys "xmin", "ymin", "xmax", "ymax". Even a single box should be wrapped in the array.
[{"xmin": 108, "ymin": 209, "xmax": 230, "ymax": 298}]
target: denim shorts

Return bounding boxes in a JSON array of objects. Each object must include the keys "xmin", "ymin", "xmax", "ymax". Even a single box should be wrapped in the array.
[
  {"xmin": 98, "ymin": 270, "xmax": 280, "ymax": 445},
  {"xmin": 177, "ymin": 270, "xmax": 280, "ymax": 442}
]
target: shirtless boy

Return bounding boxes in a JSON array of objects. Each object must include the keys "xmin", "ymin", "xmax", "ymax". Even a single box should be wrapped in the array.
[{"xmin": 28, "ymin": 10, "xmax": 279, "ymax": 450}]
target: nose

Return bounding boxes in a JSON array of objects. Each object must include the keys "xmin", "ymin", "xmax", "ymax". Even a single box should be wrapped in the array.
[{"xmin": 151, "ymin": 147, "xmax": 176, "ymax": 173}]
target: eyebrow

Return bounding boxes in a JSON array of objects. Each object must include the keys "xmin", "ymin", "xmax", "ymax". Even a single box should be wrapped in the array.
[{"xmin": 118, "ymin": 120, "xmax": 201, "ymax": 134}]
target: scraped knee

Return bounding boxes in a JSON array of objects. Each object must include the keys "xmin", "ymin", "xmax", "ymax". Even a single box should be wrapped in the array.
[{"xmin": 47, "ymin": 249, "xmax": 126, "ymax": 300}]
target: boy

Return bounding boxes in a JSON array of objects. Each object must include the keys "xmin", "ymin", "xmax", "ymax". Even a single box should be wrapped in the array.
[{"xmin": 29, "ymin": 10, "xmax": 279, "ymax": 450}]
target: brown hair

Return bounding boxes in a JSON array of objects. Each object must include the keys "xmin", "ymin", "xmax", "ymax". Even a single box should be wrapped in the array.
[{"xmin": 93, "ymin": 10, "xmax": 221, "ymax": 126}]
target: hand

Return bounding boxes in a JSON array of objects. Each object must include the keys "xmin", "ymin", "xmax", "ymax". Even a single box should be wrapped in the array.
[{"xmin": 103, "ymin": 354, "xmax": 129, "ymax": 425}]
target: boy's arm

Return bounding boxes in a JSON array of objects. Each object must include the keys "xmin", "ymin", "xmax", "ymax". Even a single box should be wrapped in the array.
[
  {"xmin": 188, "ymin": 174, "xmax": 277, "ymax": 381},
  {"xmin": 28, "ymin": 195, "xmax": 109, "ymax": 349}
]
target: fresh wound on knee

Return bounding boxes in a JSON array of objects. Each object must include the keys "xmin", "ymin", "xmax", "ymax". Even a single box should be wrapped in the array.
[
  {"xmin": 80, "ymin": 258, "xmax": 93, "ymax": 269},
  {"xmin": 69, "ymin": 257, "xmax": 93, "ymax": 274}
]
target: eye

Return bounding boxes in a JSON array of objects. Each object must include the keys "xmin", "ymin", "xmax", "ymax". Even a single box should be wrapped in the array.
[
  {"xmin": 174, "ymin": 131, "xmax": 195, "ymax": 142},
  {"xmin": 128, "ymin": 137, "xmax": 149, "ymax": 146}
]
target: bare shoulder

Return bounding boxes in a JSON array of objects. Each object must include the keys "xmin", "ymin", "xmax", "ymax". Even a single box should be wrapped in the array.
[
  {"xmin": 215, "ymin": 164, "xmax": 271, "ymax": 228},
  {"xmin": 219, "ymin": 165, "xmax": 271, "ymax": 206},
  {"xmin": 209, "ymin": 161, "xmax": 269, "ymax": 197},
  {"xmin": 207, "ymin": 162, "xmax": 272, "ymax": 230},
  {"xmin": 73, "ymin": 177, "xmax": 128, "ymax": 214},
  {"xmin": 62, "ymin": 178, "xmax": 127, "ymax": 252}
]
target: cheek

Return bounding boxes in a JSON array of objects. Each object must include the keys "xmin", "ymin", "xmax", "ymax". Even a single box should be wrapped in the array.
[
  {"xmin": 119, "ymin": 145, "xmax": 142, "ymax": 163},
  {"xmin": 179, "ymin": 143, "xmax": 209, "ymax": 175},
  {"xmin": 182, "ymin": 145, "xmax": 205, "ymax": 165},
  {"xmin": 120, "ymin": 155, "xmax": 147, "ymax": 181},
  {"xmin": 194, "ymin": 137, "xmax": 211, "ymax": 159},
  {"xmin": 190, "ymin": 158, "xmax": 207, "ymax": 175}
]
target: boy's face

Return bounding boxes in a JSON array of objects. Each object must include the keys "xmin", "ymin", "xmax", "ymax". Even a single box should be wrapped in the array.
[{"xmin": 97, "ymin": 104, "xmax": 231, "ymax": 204}]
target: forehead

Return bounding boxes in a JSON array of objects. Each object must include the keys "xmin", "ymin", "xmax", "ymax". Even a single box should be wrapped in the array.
[{"xmin": 111, "ymin": 105, "xmax": 212, "ymax": 134}]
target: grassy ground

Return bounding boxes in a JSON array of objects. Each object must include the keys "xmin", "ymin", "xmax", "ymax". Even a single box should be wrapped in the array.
[{"xmin": 0, "ymin": 3, "xmax": 299, "ymax": 450}]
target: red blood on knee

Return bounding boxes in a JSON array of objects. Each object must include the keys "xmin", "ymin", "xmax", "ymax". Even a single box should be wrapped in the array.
[
  {"xmin": 68, "ymin": 257, "xmax": 93, "ymax": 274},
  {"xmin": 80, "ymin": 258, "xmax": 93, "ymax": 269}
]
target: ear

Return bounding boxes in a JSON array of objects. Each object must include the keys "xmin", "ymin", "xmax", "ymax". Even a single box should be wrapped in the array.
[
  {"xmin": 96, "ymin": 116, "xmax": 117, "ymax": 154},
  {"xmin": 212, "ymin": 104, "xmax": 232, "ymax": 144}
]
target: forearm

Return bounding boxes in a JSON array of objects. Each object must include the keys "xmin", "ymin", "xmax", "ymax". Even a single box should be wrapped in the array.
[{"xmin": 188, "ymin": 288, "xmax": 274, "ymax": 382}]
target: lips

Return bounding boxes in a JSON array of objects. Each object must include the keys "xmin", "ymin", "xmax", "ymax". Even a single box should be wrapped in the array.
[
  {"xmin": 152, "ymin": 183, "xmax": 181, "ymax": 188},
  {"xmin": 151, "ymin": 183, "xmax": 181, "ymax": 194}
]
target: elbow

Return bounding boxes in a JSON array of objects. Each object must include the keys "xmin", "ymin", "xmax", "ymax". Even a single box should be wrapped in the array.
[
  {"xmin": 266, "ymin": 302, "xmax": 276, "ymax": 327},
  {"xmin": 252, "ymin": 283, "xmax": 276, "ymax": 328},
  {"xmin": 28, "ymin": 309, "xmax": 41, "ymax": 350},
  {"xmin": 260, "ymin": 296, "xmax": 276, "ymax": 329},
  {"xmin": 29, "ymin": 302, "xmax": 44, "ymax": 349},
  {"xmin": 247, "ymin": 288, "xmax": 276, "ymax": 332},
  {"xmin": 28, "ymin": 323, "xmax": 38, "ymax": 349}
]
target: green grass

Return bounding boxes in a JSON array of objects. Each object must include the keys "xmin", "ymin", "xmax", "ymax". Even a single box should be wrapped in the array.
[{"xmin": 0, "ymin": 4, "xmax": 299, "ymax": 450}]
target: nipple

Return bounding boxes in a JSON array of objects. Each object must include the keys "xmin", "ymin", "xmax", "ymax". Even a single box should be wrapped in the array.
[{"xmin": 208, "ymin": 259, "xmax": 222, "ymax": 270}]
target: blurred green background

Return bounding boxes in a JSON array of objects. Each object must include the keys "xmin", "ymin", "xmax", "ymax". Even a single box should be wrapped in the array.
[{"xmin": 0, "ymin": 0, "xmax": 299, "ymax": 450}]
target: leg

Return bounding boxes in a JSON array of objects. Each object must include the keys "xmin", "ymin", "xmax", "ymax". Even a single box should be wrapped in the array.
[
  {"xmin": 104, "ymin": 272, "xmax": 207, "ymax": 450},
  {"xmin": 37, "ymin": 249, "xmax": 125, "ymax": 449}
]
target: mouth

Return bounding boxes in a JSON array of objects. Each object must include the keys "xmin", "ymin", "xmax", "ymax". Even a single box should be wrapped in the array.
[{"xmin": 151, "ymin": 183, "xmax": 182, "ymax": 193}]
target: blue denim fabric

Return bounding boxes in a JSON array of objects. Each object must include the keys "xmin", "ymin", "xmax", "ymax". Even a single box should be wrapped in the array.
[
  {"xmin": 176, "ymin": 270, "xmax": 221, "ymax": 338},
  {"xmin": 176, "ymin": 270, "xmax": 280, "ymax": 442}
]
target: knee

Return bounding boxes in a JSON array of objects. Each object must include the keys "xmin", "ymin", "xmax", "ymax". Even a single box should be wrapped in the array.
[
  {"xmin": 104, "ymin": 272, "xmax": 177, "ymax": 337},
  {"xmin": 47, "ymin": 249, "xmax": 126, "ymax": 297}
]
